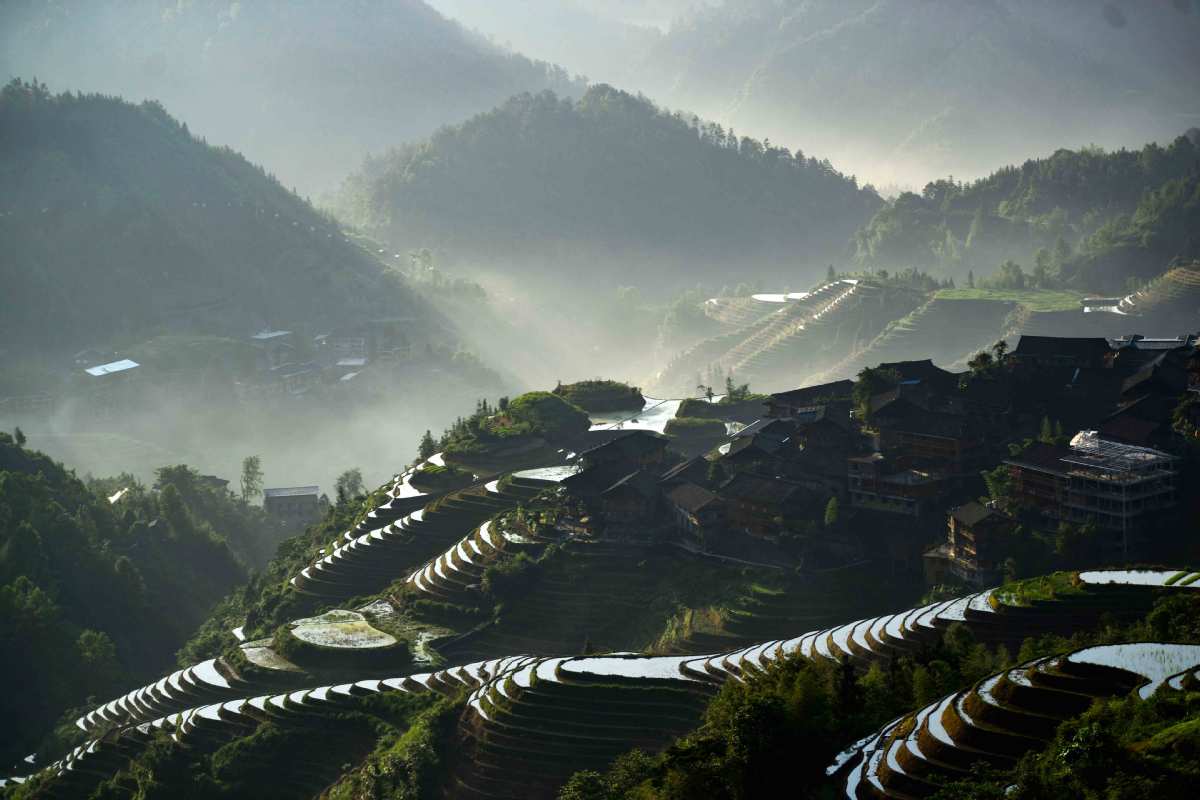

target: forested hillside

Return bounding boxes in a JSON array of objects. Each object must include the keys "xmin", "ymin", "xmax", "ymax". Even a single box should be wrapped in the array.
[
  {"xmin": 852, "ymin": 134, "xmax": 1200, "ymax": 292},
  {"xmin": 335, "ymin": 85, "xmax": 882, "ymax": 287},
  {"xmin": 0, "ymin": 432, "xmax": 272, "ymax": 764},
  {"xmin": 630, "ymin": 0, "xmax": 1200, "ymax": 187},
  {"xmin": 0, "ymin": 80, "xmax": 441, "ymax": 353},
  {"xmin": 0, "ymin": 0, "xmax": 582, "ymax": 195}
]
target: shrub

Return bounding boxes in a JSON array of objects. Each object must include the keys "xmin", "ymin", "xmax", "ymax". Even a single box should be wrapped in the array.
[{"xmin": 664, "ymin": 416, "xmax": 727, "ymax": 438}]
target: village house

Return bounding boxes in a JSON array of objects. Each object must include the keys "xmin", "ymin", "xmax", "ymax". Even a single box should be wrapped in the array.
[
  {"xmin": 578, "ymin": 430, "xmax": 669, "ymax": 471},
  {"xmin": 924, "ymin": 501, "xmax": 1017, "ymax": 587},
  {"xmin": 847, "ymin": 452, "xmax": 946, "ymax": 517},
  {"xmin": 597, "ymin": 469, "xmax": 661, "ymax": 536},
  {"xmin": 664, "ymin": 481, "xmax": 724, "ymax": 546},
  {"xmin": 718, "ymin": 471, "xmax": 808, "ymax": 537},
  {"xmin": 1010, "ymin": 335, "xmax": 1113, "ymax": 370},
  {"xmin": 263, "ymin": 486, "xmax": 324, "ymax": 528},
  {"xmin": 870, "ymin": 395, "xmax": 982, "ymax": 474},
  {"xmin": 764, "ymin": 380, "xmax": 854, "ymax": 419}
]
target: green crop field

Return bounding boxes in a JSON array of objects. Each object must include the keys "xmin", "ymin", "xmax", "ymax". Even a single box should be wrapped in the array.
[{"xmin": 935, "ymin": 288, "xmax": 1084, "ymax": 312}]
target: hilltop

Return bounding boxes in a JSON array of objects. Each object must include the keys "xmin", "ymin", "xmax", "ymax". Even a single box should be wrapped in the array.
[
  {"xmin": 0, "ymin": 0, "xmax": 583, "ymax": 194},
  {"xmin": 334, "ymin": 85, "xmax": 882, "ymax": 288},
  {"xmin": 0, "ymin": 80, "xmax": 443, "ymax": 355},
  {"xmin": 630, "ymin": 0, "xmax": 1200, "ymax": 187}
]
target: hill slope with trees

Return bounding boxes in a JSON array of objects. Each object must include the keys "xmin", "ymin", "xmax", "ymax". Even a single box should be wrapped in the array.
[
  {"xmin": 629, "ymin": 0, "xmax": 1200, "ymax": 187},
  {"xmin": 851, "ymin": 133, "xmax": 1200, "ymax": 292},
  {"xmin": 0, "ymin": 0, "xmax": 583, "ymax": 195},
  {"xmin": 0, "ymin": 80, "xmax": 445, "ymax": 354},
  {"xmin": 0, "ymin": 432, "xmax": 273, "ymax": 764},
  {"xmin": 334, "ymin": 85, "xmax": 882, "ymax": 288}
]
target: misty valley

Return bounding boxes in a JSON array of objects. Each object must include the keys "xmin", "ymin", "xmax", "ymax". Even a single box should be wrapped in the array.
[{"xmin": 2, "ymin": 2, "xmax": 1200, "ymax": 799}]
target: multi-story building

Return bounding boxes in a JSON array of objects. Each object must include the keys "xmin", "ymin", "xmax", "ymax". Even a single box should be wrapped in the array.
[
  {"xmin": 1005, "ymin": 431, "xmax": 1177, "ymax": 556},
  {"xmin": 847, "ymin": 453, "xmax": 945, "ymax": 517},
  {"xmin": 924, "ymin": 501, "xmax": 1017, "ymax": 587}
]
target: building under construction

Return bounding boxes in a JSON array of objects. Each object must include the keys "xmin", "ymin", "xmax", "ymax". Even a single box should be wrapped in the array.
[{"xmin": 1004, "ymin": 431, "xmax": 1178, "ymax": 556}]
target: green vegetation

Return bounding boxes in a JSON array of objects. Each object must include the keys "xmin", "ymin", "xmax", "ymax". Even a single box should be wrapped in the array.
[
  {"xmin": 994, "ymin": 571, "xmax": 1085, "ymax": 607},
  {"xmin": 439, "ymin": 393, "xmax": 590, "ymax": 456},
  {"xmin": 852, "ymin": 135, "xmax": 1200, "ymax": 292},
  {"xmin": 409, "ymin": 462, "xmax": 474, "ymax": 491},
  {"xmin": 934, "ymin": 287, "xmax": 1083, "ymax": 312},
  {"xmin": 560, "ymin": 622, "xmax": 1013, "ymax": 799},
  {"xmin": 663, "ymin": 417, "xmax": 727, "ymax": 438},
  {"xmin": 335, "ymin": 85, "xmax": 881, "ymax": 287},
  {"xmin": 553, "ymin": 380, "xmax": 645, "ymax": 413},
  {"xmin": 0, "ymin": 434, "xmax": 268, "ymax": 763},
  {"xmin": 0, "ymin": 79, "xmax": 435, "ymax": 352},
  {"xmin": 563, "ymin": 592, "xmax": 1200, "ymax": 800}
]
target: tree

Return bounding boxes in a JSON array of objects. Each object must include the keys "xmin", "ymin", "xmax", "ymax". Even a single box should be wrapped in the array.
[
  {"xmin": 967, "ymin": 350, "xmax": 994, "ymax": 375},
  {"xmin": 1039, "ymin": 416, "xmax": 1054, "ymax": 444},
  {"xmin": 240, "ymin": 456, "xmax": 263, "ymax": 502},
  {"xmin": 992, "ymin": 339, "xmax": 1008, "ymax": 360},
  {"xmin": 417, "ymin": 430, "xmax": 437, "ymax": 461},
  {"xmin": 967, "ymin": 269, "xmax": 975, "ymax": 289},
  {"xmin": 823, "ymin": 496, "xmax": 840, "ymax": 528},
  {"xmin": 14, "ymin": 427, "xmax": 25, "ymax": 446},
  {"xmin": 335, "ymin": 468, "xmax": 364, "ymax": 503},
  {"xmin": 826, "ymin": 264, "xmax": 837, "ymax": 281},
  {"xmin": 697, "ymin": 383, "xmax": 715, "ymax": 402}
]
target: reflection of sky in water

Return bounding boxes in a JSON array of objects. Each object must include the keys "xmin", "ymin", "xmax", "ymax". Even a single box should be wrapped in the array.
[{"xmin": 588, "ymin": 396, "xmax": 683, "ymax": 433}]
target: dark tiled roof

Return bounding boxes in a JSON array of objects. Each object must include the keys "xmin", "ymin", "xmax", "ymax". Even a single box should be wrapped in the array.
[
  {"xmin": 876, "ymin": 359, "xmax": 960, "ymax": 389},
  {"xmin": 1013, "ymin": 336, "xmax": 1112, "ymax": 360},
  {"xmin": 578, "ymin": 429, "xmax": 668, "ymax": 460},
  {"xmin": 733, "ymin": 418, "xmax": 795, "ymax": 441},
  {"xmin": 792, "ymin": 401, "xmax": 854, "ymax": 430},
  {"xmin": 600, "ymin": 469, "xmax": 660, "ymax": 499},
  {"xmin": 769, "ymin": 380, "xmax": 854, "ymax": 407},
  {"xmin": 873, "ymin": 398, "xmax": 971, "ymax": 439},
  {"xmin": 718, "ymin": 472, "xmax": 804, "ymax": 505},
  {"xmin": 950, "ymin": 501, "xmax": 993, "ymax": 527},
  {"xmin": 659, "ymin": 456, "xmax": 709, "ymax": 484},
  {"xmin": 724, "ymin": 435, "xmax": 784, "ymax": 459},
  {"xmin": 666, "ymin": 481, "xmax": 720, "ymax": 513}
]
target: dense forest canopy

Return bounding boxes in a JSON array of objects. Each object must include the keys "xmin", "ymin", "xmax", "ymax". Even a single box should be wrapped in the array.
[
  {"xmin": 0, "ymin": 80, "xmax": 443, "ymax": 353},
  {"xmin": 852, "ymin": 133, "xmax": 1200, "ymax": 291},
  {"xmin": 0, "ymin": 432, "xmax": 275, "ymax": 764},
  {"xmin": 335, "ymin": 85, "xmax": 882, "ymax": 288},
  {"xmin": 0, "ymin": 0, "xmax": 583, "ymax": 195}
]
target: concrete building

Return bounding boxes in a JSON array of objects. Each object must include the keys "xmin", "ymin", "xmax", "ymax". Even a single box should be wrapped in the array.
[
  {"xmin": 263, "ymin": 486, "xmax": 323, "ymax": 528},
  {"xmin": 1004, "ymin": 431, "xmax": 1177, "ymax": 556}
]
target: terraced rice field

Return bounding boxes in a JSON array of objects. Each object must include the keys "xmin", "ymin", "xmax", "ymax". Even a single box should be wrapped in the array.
[
  {"xmin": 40, "ymin": 570, "xmax": 1198, "ymax": 798},
  {"xmin": 1119, "ymin": 265, "xmax": 1200, "ymax": 316},
  {"xmin": 654, "ymin": 280, "xmax": 885, "ymax": 394},
  {"xmin": 817, "ymin": 296, "xmax": 1017, "ymax": 382},
  {"xmin": 836, "ymin": 641, "xmax": 1200, "ymax": 798}
]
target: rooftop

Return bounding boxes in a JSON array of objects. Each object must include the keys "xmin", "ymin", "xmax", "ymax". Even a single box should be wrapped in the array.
[
  {"xmin": 950, "ymin": 501, "xmax": 994, "ymax": 527},
  {"xmin": 769, "ymin": 379, "xmax": 854, "ymax": 407},
  {"xmin": 251, "ymin": 329, "xmax": 292, "ymax": 340},
  {"xmin": 666, "ymin": 481, "xmax": 720, "ymax": 513},
  {"xmin": 264, "ymin": 486, "xmax": 320, "ymax": 498},
  {"xmin": 84, "ymin": 359, "xmax": 140, "ymax": 377},
  {"xmin": 1061, "ymin": 430, "xmax": 1175, "ymax": 474},
  {"xmin": 1013, "ymin": 335, "xmax": 1112, "ymax": 360}
]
